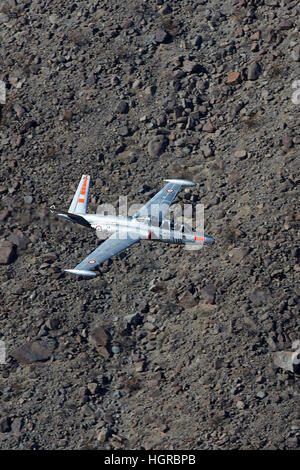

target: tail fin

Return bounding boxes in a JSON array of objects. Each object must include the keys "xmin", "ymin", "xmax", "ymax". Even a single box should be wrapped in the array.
[{"xmin": 68, "ymin": 175, "xmax": 90, "ymax": 214}]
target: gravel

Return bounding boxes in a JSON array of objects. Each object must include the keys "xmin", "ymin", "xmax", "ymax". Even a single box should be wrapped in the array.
[{"xmin": 0, "ymin": 0, "xmax": 299, "ymax": 451}]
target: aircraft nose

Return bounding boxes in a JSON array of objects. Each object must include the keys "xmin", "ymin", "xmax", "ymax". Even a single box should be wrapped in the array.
[{"xmin": 205, "ymin": 236, "xmax": 215, "ymax": 244}]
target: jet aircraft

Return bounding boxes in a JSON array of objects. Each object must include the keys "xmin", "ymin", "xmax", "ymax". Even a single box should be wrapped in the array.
[{"xmin": 51, "ymin": 176, "xmax": 215, "ymax": 277}]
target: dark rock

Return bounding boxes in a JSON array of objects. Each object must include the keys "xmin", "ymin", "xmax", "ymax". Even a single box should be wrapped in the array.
[
  {"xmin": 247, "ymin": 61, "xmax": 261, "ymax": 81},
  {"xmin": 192, "ymin": 35, "xmax": 202, "ymax": 49},
  {"xmin": 201, "ymin": 284, "xmax": 217, "ymax": 304},
  {"xmin": 182, "ymin": 60, "xmax": 202, "ymax": 73},
  {"xmin": 140, "ymin": 301, "xmax": 149, "ymax": 313},
  {"xmin": 124, "ymin": 312, "xmax": 141, "ymax": 327},
  {"xmin": 145, "ymin": 85, "xmax": 156, "ymax": 96},
  {"xmin": 45, "ymin": 318, "xmax": 59, "ymax": 330},
  {"xmin": 0, "ymin": 209, "xmax": 9, "ymax": 221},
  {"xmin": 155, "ymin": 30, "xmax": 169, "ymax": 44},
  {"xmin": 110, "ymin": 75, "xmax": 120, "ymax": 86},
  {"xmin": 147, "ymin": 135, "xmax": 167, "ymax": 157},
  {"xmin": 122, "ymin": 19, "xmax": 134, "ymax": 29},
  {"xmin": 114, "ymin": 101, "xmax": 129, "ymax": 114},
  {"xmin": 279, "ymin": 20, "xmax": 293, "ymax": 30},
  {"xmin": 89, "ymin": 326, "xmax": 110, "ymax": 347},
  {"xmin": 0, "ymin": 241, "xmax": 16, "ymax": 264},
  {"xmin": 13, "ymin": 103, "xmax": 25, "ymax": 118},
  {"xmin": 159, "ymin": 4, "xmax": 171, "ymax": 15},
  {"xmin": 249, "ymin": 288, "xmax": 271, "ymax": 306},
  {"xmin": 20, "ymin": 119, "xmax": 38, "ymax": 134},
  {"xmin": 0, "ymin": 418, "xmax": 11, "ymax": 433},
  {"xmin": 12, "ymin": 341, "xmax": 52, "ymax": 363},
  {"xmin": 7, "ymin": 229, "xmax": 29, "ymax": 250},
  {"xmin": 215, "ymin": 358, "xmax": 224, "ymax": 370}
]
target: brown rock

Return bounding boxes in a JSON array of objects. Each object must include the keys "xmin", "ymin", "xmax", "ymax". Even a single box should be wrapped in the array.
[
  {"xmin": 279, "ymin": 20, "xmax": 293, "ymax": 30},
  {"xmin": 135, "ymin": 360, "xmax": 145, "ymax": 372},
  {"xmin": 226, "ymin": 72, "xmax": 242, "ymax": 84},
  {"xmin": 281, "ymin": 135, "xmax": 293, "ymax": 149},
  {"xmin": 97, "ymin": 429, "xmax": 109, "ymax": 442},
  {"xmin": 202, "ymin": 120, "xmax": 216, "ymax": 133},
  {"xmin": 0, "ymin": 209, "xmax": 9, "ymax": 221},
  {"xmin": 13, "ymin": 104, "xmax": 25, "ymax": 118},
  {"xmin": 97, "ymin": 346, "xmax": 110, "ymax": 359},
  {"xmin": 178, "ymin": 290, "xmax": 198, "ymax": 308},
  {"xmin": 12, "ymin": 341, "xmax": 51, "ymax": 363},
  {"xmin": 236, "ymin": 400, "xmax": 246, "ymax": 410},
  {"xmin": 228, "ymin": 247, "xmax": 249, "ymax": 264},
  {"xmin": 0, "ymin": 241, "xmax": 16, "ymax": 264},
  {"xmin": 89, "ymin": 326, "xmax": 111, "ymax": 358},
  {"xmin": 234, "ymin": 150, "xmax": 247, "ymax": 160},
  {"xmin": 89, "ymin": 326, "xmax": 110, "ymax": 347},
  {"xmin": 182, "ymin": 60, "xmax": 202, "ymax": 73},
  {"xmin": 61, "ymin": 110, "xmax": 73, "ymax": 121},
  {"xmin": 87, "ymin": 382, "xmax": 99, "ymax": 394},
  {"xmin": 7, "ymin": 229, "xmax": 29, "ymax": 250},
  {"xmin": 201, "ymin": 284, "xmax": 217, "ymax": 304}
]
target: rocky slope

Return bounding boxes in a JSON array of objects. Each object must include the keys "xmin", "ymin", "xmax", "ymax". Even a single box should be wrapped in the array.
[{"xmin": 0, "ymin": 0, "xmax": 299, "ymax": 450}]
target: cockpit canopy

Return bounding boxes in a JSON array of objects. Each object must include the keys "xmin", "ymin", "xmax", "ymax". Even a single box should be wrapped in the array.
[{"xmin": 161, "ymin": 218, "xmax": 193, "ymax": 233}]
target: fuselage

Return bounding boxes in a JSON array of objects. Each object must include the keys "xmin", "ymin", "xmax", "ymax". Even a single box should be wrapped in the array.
[{"xmin": 68, "ymin": 213, "xmax": 216, "ymax": 245}]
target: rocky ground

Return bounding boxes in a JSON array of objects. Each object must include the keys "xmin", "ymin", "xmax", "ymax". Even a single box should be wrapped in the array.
[{"xmin": 0, "ymin": 0, "xmax": 299, "ymax": 450}]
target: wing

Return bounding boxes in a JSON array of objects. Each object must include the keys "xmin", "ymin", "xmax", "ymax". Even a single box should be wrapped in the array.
[
  {"xmin": 133, "ymin": 179, "xmax": 195, "ymax": 222},
  {"xmin": 65, "ymin": 230, "xmax": 141, "ymax": 277}
]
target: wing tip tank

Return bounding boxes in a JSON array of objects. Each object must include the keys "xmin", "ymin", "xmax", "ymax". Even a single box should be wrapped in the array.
[
  {"xmin": 64, "ymin": 269, "xmax": 97, "ymax": 277},
  {"xmin": 164, "ymin": 179, "xmax": 195, "ymax": 186}
]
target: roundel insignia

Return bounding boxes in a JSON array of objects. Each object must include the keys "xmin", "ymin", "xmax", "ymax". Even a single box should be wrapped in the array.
[
  {"xmin": 166, "ymin": 188, "xmax": 175, "ymax": 193},
  {"xmin": 96, "ymin": 225, "xmax": 102, "ymax": 232},
  {"xmin": 88, "ymin": 259, "xmax": 97, "ymax": 264}
]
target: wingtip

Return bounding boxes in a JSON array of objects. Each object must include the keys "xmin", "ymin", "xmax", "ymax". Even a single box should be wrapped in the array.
[
  {"xmin": 164, "ymin": 179, "xmax": 195, "ymax": 186},
  {"xmin": 65, "ymin": 269, "xmax": 97, "ymax": 278}
]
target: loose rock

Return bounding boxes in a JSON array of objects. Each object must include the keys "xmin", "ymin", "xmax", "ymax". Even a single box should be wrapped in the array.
[
  {"xmin": 147, "ymin": 135, "xmax": 167, "ymax": 157},
  {"xmin": 247, "ymin": 61, "xmax": 261, "ymax": 81},
  {"xmin": 0, "ymin": 241, "xmax": 16, "ymax": 264},
  {"xmin": 12, "ymin": 342, "xmax": 52, "ymax": 363}
]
